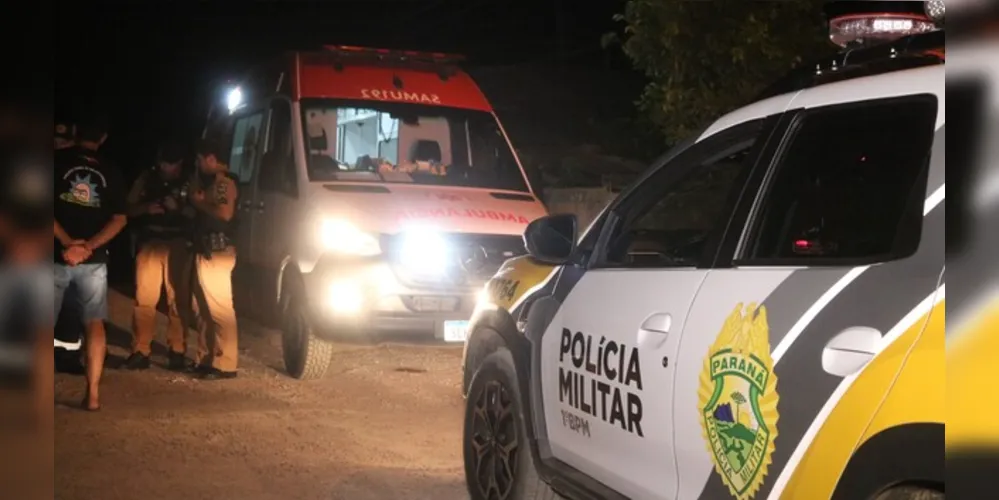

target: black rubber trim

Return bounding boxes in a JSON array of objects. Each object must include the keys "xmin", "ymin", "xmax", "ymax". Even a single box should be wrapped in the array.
[
  {"xmin": 947, "ymin": 448, "xmax": 998, "ymax": 498},
  {"xmin": 322, "ymin": 184, "xmax": 391, "ymax": 193},
  {"xmin": 711, "ymin": 112, "xmax": 794, "ymax": 267},
  {"xmin": 490, "ymin": 192, "xmax": 536, "ymax": 202},
  {"xmin": 832, "ymin": 423, "xmax": 944, "ymax": 500}
]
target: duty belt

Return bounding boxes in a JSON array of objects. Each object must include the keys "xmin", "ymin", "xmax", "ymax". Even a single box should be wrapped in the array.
[
  {"xmin": 197, "ymin": 232, "xmax": 233, "ymax": 259},
  {"xmin": 139, "ymin": 225, "xmax": 187, "ymax": 243}
]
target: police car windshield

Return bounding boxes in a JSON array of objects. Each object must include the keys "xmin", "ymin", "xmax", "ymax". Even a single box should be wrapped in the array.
[{"xmin": 301, "ymin": 99, "xmax": 529, "ymax": 192}]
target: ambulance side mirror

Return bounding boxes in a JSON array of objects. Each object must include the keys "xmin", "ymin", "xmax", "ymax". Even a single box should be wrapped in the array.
[{"xmin": 524, "ymin": 214, "xmax": 578, "ymax": 265}]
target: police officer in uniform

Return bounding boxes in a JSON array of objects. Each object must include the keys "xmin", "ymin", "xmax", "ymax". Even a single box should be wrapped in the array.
[
  {"xmin": 189, "ymin": 139, "xmax": 239, "ymax": 379},
  {"xmin": 124, "ymin": 141, "xmax": 195, "ymax": 371}
]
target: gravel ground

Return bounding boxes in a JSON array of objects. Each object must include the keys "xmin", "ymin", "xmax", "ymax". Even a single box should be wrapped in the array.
[{"xmin": 54, "ymin": 290, "xmax": 469, "ymax": 500}]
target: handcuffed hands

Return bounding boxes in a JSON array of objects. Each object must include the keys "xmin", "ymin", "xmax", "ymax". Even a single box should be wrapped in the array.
[{"xmin": 62, "ymin": 240, "xmax": 92, "ymax": 266}]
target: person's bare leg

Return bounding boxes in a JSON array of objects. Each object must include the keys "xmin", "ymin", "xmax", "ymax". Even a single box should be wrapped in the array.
[{"xmin": 83, "ymin": 319, "xmax": 106, "ymax": 410}]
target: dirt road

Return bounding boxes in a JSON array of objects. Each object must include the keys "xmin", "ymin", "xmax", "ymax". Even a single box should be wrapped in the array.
[{"xmin": 54, "ymin": 290, "xmax": 469, "ymax": 500}]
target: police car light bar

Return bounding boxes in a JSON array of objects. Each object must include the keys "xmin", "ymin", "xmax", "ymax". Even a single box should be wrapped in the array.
[
  {"xmin": 828, "ymin": 12, "xmax": 938, "ymax": 48},
  {"xmin": 323, "ymin": 45, "xmax": 466, "ymax": 66}
]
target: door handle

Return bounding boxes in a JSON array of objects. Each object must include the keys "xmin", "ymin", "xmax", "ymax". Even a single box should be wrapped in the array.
[
  {"xmin": 821, "ymin": 326, "xmax": 883, "ymax": 377},
  {"xmin": 637, "ymin": 312, "xmax": 672, "ymax": 348},
  {"xmin": 255, "ymin": 201, "xmax": 265, "ymax": 212}
]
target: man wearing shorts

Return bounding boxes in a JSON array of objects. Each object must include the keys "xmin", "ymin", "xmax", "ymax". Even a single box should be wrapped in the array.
[{"xmin": 53, "ymin": 116, "xmax": 127, "ymax": 411}]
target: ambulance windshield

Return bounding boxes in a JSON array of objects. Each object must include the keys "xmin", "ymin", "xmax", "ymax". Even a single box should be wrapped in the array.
[{"xmin": 301, "ymin": 99, "xmax": 529, "ymax": 192}]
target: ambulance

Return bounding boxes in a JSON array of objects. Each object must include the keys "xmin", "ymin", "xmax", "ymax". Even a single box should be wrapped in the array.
[
  {"xmin": 203, "ymin": 46, "xmax": 547, "ymax": 379},
  {"xmin": 461, "ymin": 17, "xmax": 946, "ymax": 500}
]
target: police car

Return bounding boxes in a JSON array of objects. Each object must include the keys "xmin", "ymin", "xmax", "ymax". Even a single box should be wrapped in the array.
[{"xmin": 460, "ymin": 25, "xmax": 945, "ymax": 500}]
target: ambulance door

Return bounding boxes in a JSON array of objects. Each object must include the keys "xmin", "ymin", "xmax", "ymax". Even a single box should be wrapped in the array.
[
  {"xmin": 255, "ymin": 97, "xmax": 299, "ymax": 267},
  {"xmin": 538, "ymin": 117, "xmax": 777, "ymax": 499},
  {"xmin": 227, "ymin": 106, "xmax": 267, "ymax": 264}
]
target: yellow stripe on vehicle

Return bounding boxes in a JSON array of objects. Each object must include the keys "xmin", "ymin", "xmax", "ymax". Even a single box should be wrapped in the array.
[
  {"xmin": 947, "ymin": 298, "xmax": 999, "ymax": 449},
  {"xmin": 777, "ymin": 299, "xmax": 944, "ymax": 499},
  {"xmin": 485, "ymin": 256, "xmax": 556, "ymax": 311}
]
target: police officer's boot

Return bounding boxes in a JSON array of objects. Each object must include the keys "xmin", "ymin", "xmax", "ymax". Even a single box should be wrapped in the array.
[
  {"xmin": 167, "ymin": 352, "xmax": 194, "ymax": 372},
  {"xmin": 124, "ymin": 352, "xmax": 151, "ymax": 370}
]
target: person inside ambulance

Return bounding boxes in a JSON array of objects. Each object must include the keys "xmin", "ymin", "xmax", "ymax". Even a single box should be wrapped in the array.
[
  {"xmin": 408, "ymin": 139, "xmax": 445, "ymax": 176},
  {"xmin": 306, "ymin": 124, "xmax": 342, "ymax": 175}
]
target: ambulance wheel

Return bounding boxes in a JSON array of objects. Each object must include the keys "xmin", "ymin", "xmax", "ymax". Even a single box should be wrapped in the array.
[
  {"xmin": 464, "ymin": 348, "xmax": 560, "ymax": 500},
  {"xmin": 280, "ymin": 279, "xmax": 333, "ymax": 380}
]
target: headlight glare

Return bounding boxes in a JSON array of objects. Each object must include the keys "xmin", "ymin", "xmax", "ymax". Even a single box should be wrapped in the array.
[
  {"xmin": 399, "ymin": 228, "xmax": 450, "ymax": 273},
  {"xmin": 319, "ymin": 219, "xmax": 381, "ymax": 256}
]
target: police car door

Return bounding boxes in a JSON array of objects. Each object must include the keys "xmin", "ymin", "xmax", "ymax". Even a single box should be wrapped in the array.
[
  {"xmin": 672, "ymin": 81, "xmax": 943, "ymax": 499},
  {"xmin": 540, "ymin": 117, "xmax": 779, "ymax": 499},
  {"xmin": 227, "ymin": 106, "xmax": 267, "ymax": 264}
]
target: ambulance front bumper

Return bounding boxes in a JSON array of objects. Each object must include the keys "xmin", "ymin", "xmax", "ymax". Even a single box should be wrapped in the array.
[{"xmin": 301, "ymin": 254, "xmax": 484, "ymax": 342}]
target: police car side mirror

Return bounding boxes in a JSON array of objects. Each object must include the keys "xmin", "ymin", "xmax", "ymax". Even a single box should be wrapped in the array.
[{"xmin": 524, "ymin": 213, "xmax": 578, "ymax": 265}]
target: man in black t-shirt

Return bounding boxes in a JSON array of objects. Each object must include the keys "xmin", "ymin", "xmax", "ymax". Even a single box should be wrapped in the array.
[
  {"xmin": 52, "ymin": 120, "xmax": 87, "ymax": 373},
  {"xmin": 53, "ymin": 116, "xmax": 127, "ymax": 411}
]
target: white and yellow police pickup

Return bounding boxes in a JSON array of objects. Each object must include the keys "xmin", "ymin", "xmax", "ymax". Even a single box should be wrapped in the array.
[{"xmin": 461, "ymin": 27, "xmax": 945, "ymax": 500}]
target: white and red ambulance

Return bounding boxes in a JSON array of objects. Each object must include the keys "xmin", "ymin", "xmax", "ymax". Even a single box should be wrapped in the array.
[{"xmin": 203, "ymin": 45, "xmax": 547, "ymax": 379}]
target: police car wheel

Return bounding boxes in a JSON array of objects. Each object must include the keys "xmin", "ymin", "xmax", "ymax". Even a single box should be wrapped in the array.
[
  {"xmin": 874, "ymin": 485, "xmax": 944, "ymax": 500},
  {"xmin": 464, "ymin": 347, "xmax": 558, "ymax": 500},
  {"xmin": 280, "ymin": 286, "xmax": 334, "ymax": 380}
]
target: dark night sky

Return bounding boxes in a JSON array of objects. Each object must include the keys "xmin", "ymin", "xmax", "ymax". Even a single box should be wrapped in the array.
[{"xmin": 56, "ymin": 1, "xmax": 631, "ymax": 176}]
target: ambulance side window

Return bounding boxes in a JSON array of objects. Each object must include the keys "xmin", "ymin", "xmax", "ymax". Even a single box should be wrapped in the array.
[
  {"xmin": 740, "ymin": 95, "xmax": 937, "ymax": 265},
  {"xmin": 229, "ymin": 111, "xmax": 266, "ymax": 186},
  {"xmin": 260, "ymin": 99, "xmax": 297, "ymax": 197}
]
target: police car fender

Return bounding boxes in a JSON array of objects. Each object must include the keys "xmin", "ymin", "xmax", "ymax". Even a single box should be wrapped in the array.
[{"xmin": 462, "ymin": 255, "xmax": 558, "ymax": 396}]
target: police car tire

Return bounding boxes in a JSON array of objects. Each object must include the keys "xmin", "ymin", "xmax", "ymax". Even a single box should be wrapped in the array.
[
  {"xmin": 280, "ymin": 286, "xmax": 334, "ymax": 380},
  {"xmin": 464, "ymin": 347, "xmax": 560, "ymax": 500},
  {"xmin": 874, "ymin": 485, "xmax": 944, "ymax": 500}
]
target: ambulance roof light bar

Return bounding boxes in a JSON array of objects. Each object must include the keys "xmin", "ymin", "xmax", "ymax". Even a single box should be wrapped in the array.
[{"xmin": 322, "ymin": 45, "xmax": 466, "ymax": 66}]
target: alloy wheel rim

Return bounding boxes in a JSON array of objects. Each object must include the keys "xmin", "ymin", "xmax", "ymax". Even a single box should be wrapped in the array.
[{"xmin": 470, "ymin": 379, "xmax": 519, "ymax": 499}]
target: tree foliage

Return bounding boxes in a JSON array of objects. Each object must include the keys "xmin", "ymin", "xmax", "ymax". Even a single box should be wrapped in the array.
[{"xmin": 604, "ymin": 0, "xmax": 833, "ymax": 145}]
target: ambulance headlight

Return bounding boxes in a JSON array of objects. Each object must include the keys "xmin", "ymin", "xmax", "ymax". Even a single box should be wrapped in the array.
[
  {"xmin": 319, "ymin": 218, "xmax": 381, "ymax": 256},
  {"xmin": 398, "ymin": 228, "xmax": 450, "ymax": 273}
]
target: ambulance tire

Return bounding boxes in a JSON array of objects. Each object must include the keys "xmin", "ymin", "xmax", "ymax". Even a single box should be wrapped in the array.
[
  {"xmin": 280, "ymin": 277, "xmax": 334, "ymax": 380},
  {"xmin": 464, "ymin": 347, "xmax": 561, "ymax": 500}
]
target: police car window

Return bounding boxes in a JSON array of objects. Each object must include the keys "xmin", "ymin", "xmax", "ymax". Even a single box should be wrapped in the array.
[
  {"xmin": 743, "ymin": 96, "xmax": 937, "ymax": 264},
  {"xmin": 229, "ymin": 111, "xmax": 265, "ymax": 185},
  {"xmin": 602, "ymin": 138, "xmax": 758, "ymax": 268}
]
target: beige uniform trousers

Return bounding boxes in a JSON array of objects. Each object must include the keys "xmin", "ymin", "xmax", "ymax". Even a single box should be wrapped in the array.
[
  {"xmin": 132, "ymin": 238, "xmax": 193, "ymax": 356},
  {"xmin": 192, "ymin": 246, "xmax": 239, "ymax": 371}
]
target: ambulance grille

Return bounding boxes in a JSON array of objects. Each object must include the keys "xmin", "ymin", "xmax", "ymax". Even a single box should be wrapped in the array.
[{"xmin": 384, "ymin": 233, "xmax": 526, "ymax": 288}]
